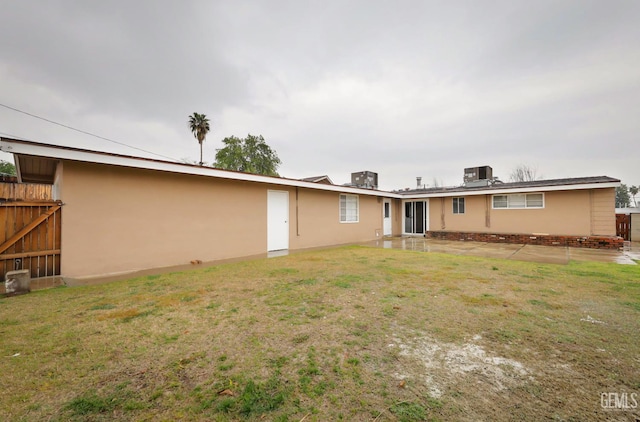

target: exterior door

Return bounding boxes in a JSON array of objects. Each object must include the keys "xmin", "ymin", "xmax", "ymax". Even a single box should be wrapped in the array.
[
  {"xmin": 403, "ymin": 200, "xmax": 429, "ymax": 234},
  {"xmin": 267, "ymin": 190, "xmax": 289, "ymax": 251},
  {"xmin": 383, "ymin": 199, "xmax": 392, "ymax": 236}
]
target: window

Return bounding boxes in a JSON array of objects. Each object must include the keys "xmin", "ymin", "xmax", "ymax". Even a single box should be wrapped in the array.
[
  {"xmin": 340, "ymin": 194, "xmax": 359, "ymax": 222},
  {"xmin": 493, "ymin": 193, "xmax": 544, "ymax": 209},
  {"xmin": 508, "ymin": 194, "xmax": 526, "ymax": 208},
  {"xmin": 526, "ymin": 193, "xmax": 544, "ymax": 208},
  {"xmin": 384, "ymin": 202, "xmax": 390, "ymax": 218},
  {"xmin": 493, "ymin": 195, "xmax": 508, "ymax": 208},
  {"xmin": 452, "ymin": 197, "xmax": 465, "ymax": 214}
]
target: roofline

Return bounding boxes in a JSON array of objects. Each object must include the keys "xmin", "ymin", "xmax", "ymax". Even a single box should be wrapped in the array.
[
  {"xmin": 0, "ymin": 137, "xmax": 619, "ymax": 199},
  {"xmin": 0, "ymin": 137, "xmax": 400, "ymax": 198},
  {"xmin": 400, "ymin": 181, "xmax": 620, "ymax": 198}
]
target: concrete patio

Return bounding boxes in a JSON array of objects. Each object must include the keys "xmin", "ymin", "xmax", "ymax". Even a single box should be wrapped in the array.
[{"xmin": 363, "ymin": 237, "xmax": 639, "ymax": 265}]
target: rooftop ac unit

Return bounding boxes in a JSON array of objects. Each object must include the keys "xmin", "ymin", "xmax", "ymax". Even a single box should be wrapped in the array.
[
  {"xmin": 464, "ymin": 166, "xmax": 493, "ymax": 183},
  {"xmin": 351, "ymin": 171, "xmax": 378, "ymax": 189}
]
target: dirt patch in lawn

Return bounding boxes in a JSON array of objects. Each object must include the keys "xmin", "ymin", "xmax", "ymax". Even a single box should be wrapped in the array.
[{"xmin": 392, "ymin": 332, "xmax": 530, "ymax": 398}]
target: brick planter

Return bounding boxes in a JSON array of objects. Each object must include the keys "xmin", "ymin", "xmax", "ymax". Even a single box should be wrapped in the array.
[{"xmin": 425, "ymin": 231, "xmax": 624, "ymax": 250}]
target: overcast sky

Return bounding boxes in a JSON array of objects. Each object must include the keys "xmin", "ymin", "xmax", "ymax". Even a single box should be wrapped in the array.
[{"xmin": 1, "ymin": 0, "xmax": 638, "ymax": 190}]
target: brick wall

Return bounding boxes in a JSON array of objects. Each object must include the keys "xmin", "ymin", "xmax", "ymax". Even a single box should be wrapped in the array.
[{"xmin": 425, "ymin": 231, "xmax": 624, "ymax": 250}]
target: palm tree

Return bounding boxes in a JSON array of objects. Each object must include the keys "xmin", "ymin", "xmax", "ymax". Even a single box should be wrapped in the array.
[
  {"xmin": 630, "ymin": 185, "xmax": 639, "ymax": 208},
  {"xmin": 188, "ymin": 113, "xmax": 210, "ymax": 166}
]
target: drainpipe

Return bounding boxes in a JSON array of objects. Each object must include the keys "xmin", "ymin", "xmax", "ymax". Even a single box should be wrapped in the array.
[{"xmin": 296, "ymin": 187, "xmax": 300, "ymax": 236}]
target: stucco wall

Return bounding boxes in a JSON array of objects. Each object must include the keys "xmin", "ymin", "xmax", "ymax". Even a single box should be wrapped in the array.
[
  {"xmin": 391, "ymin": 199, "xmax": 403, "ymax": 236},
  {"xmin": 489, "ymin": 190, "xmax": 591, "ymax": 235},
  {"xmin": 52, "ymin": 161, "xmax": 63, "ymax": 201},
  {"xmin": 426, "ymin": 188, "xmax": 616, "ymax": 236},
  {"xmin": 288, "ymin": 187, "xmax": 384, "ymax": 250},
  {"xmin": 590, "ymin": 188, "xmax": 615, "ymax": 235},
  {"xmin": 631, "ymin": 214, "xmax": 640, "ymax": 242},
  {"xmin": 59, "ymin": 161, "xmax": 385, "ymax": 278},
  {"xmin": 429, "ymin": 196, "xmax": 487, "ymax": 232}
]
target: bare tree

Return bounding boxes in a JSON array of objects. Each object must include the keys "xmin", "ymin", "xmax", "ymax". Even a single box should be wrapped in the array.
[{"xmin": 509, "ymin": 164, "xmax": 541, "ymax": 182}]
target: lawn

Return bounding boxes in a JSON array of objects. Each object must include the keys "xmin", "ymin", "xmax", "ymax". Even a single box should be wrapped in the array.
[{"xmin": 0, "ymin": 246, "xmax": 639, "ymax": 421}]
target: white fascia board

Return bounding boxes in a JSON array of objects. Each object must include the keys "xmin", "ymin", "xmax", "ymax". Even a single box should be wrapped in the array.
[
  {"xmin": 0, "ymin": 139, "xmax": 402, "ymax": 198},
  {"xmin": 400, "ymin": 182, "xmax": 620, "ymax": 199}
]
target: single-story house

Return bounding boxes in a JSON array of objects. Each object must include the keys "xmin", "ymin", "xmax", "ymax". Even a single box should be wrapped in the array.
[
  {"xmin": 395, "ymin": 169, "xmax": 621, "ymax": 249},
  {"xmin": 0, "ymin": 138, "xmax": 623, "ymax": 280}
]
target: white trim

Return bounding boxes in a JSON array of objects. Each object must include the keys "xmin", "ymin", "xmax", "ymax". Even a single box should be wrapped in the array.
[
  {"xmin": 0, "ymin": 139, "xmax": 395, "ymax": 198},
  {"xmin": 0, "ymin": 138, "xmax": 620, "ymax": 199},
  {"xmin": 400, "ymin": 182, "xmax": 619, "ymax": 198}
]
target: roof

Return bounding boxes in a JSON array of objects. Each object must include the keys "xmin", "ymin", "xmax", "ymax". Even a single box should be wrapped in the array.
[
  {"xmin": 0, "ymin": 137, "xmax": 620, "ymax": 199},
  {"xmin": 300, "ymin": 175, "xmax": 334, "ymax": 185},
  {"xmin": 0, "ymin": 137, "xmax": 393, "ymax": 198},
  {"xmin": 616, "ymin": 207, "xmax": 640, "ymax": 214},
  {"xmin": 396, "ymin": 176, "xmax": 620, "ymax": 198}
]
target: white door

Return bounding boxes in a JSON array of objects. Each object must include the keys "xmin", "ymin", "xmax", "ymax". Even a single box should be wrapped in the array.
[
  {"xmin": 267, "ymin": 190, "xmax": 289, "ymax": 251},
  {"xmin": 383, "ymin": 199, "xmax": 392, "ymax": 236}
]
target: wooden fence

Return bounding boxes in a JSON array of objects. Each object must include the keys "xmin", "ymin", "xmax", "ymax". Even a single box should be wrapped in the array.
[
  {"xmin": 0, "ymin": 202, "xmax": 61, "ymax": 280},
  {"xmin": 616, "ymin": 214, "xmax": 631, "ymax": 241},
  {"xmin": 0, "ymin": 182, "xmax": 52, "ymax": 201}
]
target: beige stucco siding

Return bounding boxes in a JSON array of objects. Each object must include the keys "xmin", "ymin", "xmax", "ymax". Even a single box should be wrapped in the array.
[
  {"xmin": 489, "ymin": 190, "xmax": 591, "ymax": 235},
  {"xmin": 52, "ymin": 161, "xmax": 63, "ymax": 200},
  {"xmin": 590, "ymin": 188, "xmax": 615, "ymax": 235},
  {"xmin": 427, "ymin": 188, "xmax": 616, "ymax": 236},
  {"xmin": 631, "ymin": 214, "xmax": 640, "ymax": 242},
  {"xmin": 289, "ymin": 189, "xmax": 383, "ymax": 250},
  {"xmin": 391, "ymin": 199, "xmax": 403, "ymax": 236},
  {"xmin": 429, "ymin": 196, "xmax": 487, "ymax": 232},
  {"xmin": 59, "ymin": 161, "xmax": 384, "ymax": 278}
]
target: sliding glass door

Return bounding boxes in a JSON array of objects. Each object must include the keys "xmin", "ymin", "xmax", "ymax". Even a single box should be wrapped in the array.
[{"xmin": 403, "ymin": 200, "xmax": 428, "ymax": 234}]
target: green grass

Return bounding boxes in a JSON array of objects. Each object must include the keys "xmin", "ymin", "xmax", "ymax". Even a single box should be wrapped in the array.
[
  {"xmin": 390, "ymin": 401, "xmax": 428, "ymax": 421},
  {"xmin": 0, "ymin": 246, "xmax": 638, "ymax": 421}
]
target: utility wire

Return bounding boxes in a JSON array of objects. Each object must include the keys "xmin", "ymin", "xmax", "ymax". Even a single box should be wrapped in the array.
[{"xmin": 0, "ymin": 102, "xmax": 180, "ymax": 161}]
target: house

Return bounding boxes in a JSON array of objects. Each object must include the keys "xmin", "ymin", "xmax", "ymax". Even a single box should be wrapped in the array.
[
  {"xmin": 394, "ymin": 166, "xmax": 621, "ymax": 249},
  {"xmin": 0, "ymin": 138, "xmax": 395, "ymax": 280},
  {"xmin": 0, "ymin": 139, "xmax": 623, "ymax": 281}
]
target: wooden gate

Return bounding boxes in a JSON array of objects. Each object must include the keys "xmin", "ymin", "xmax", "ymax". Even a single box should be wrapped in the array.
[
  {"xmin": 616, "ymin": 214, "xmax": 631, "ymax": 241},
  {"xmin": 0, "ymin": 202, "xmax": 62, "ymax": 280}
]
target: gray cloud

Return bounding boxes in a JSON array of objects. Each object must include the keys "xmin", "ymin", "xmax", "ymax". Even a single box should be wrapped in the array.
[{"xmin": 1, "ymin": 0, "xmax": 639, "ymax": 189}]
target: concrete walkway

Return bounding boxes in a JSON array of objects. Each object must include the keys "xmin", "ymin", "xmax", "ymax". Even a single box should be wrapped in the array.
[{"xmin": 362, "ymin": 237, "xmax": 640, "ymax": 265}]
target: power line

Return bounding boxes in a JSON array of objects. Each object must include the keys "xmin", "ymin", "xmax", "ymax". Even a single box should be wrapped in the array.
[{"xmin": 0, "ymin": 102, "xmax": 180, "ymax": 161}]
